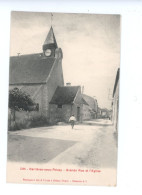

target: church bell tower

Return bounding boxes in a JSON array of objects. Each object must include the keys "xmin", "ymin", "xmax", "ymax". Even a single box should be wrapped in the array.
[{"xmin": 42, "ymin": 26, "xmax": 58, "ymax": 57}]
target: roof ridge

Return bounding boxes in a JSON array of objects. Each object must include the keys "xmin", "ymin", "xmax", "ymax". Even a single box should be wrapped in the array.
[{"xmin": 10, "ymin": 53, "xmax": 42, "ymax": 58}]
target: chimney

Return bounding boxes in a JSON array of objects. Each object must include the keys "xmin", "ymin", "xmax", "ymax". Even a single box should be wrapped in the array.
[{"xmin": 66, "ymin": 82, "xmax": 71, "ymax": 86}]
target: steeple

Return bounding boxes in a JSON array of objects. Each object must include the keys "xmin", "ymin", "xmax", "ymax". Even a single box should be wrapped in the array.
[{"xmin": 43, "ymin": 26, "xmax": 58, "ymax": 51}]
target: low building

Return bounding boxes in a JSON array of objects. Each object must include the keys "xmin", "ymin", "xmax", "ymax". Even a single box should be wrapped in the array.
[
  {"xmin": 49, "ymin": 86, "xmax": 82, "ymax": 123},
  {"xmin": 101, "ymin": 108, "xmax": 110, "ymax": 118}
]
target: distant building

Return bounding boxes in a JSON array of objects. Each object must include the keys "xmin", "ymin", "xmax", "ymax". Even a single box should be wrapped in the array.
[
  {"xmin": 97, "ymin": 107, "xmax": 102, "ymax": 118},
  {"xmin": 100, "ymin": 108, "xmax": 110, "ymax": 119},
  {"xmin": 112, "ymin": 68, "xmax": 120, "ymax": 132},
  {"xmin": 82, "ymin": 94, "xmax": 98, "ymax": 120}
]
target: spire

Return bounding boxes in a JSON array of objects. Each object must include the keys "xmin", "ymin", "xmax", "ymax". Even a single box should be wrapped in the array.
[{"xmin": 43, "ymin": 26, "xmax": 58, "ymax": 50}]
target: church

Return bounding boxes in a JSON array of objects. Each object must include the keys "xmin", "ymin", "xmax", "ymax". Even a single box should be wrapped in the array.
[
  {"xmin": 9, "ymin": 27, "xmax": 64, "ymax": 123},
  {"xmin": 9, "ymin": 26, "xmax": 84, "ymax": 126},
  {"xmin": 9, "ymin": 26, "xmax": 99, "ymax": 128}
]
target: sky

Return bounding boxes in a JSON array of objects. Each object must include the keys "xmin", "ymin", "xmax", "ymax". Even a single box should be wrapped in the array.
[{"xmin": 10, "ymin": 11, "xmax": 120, "ymax": 109}]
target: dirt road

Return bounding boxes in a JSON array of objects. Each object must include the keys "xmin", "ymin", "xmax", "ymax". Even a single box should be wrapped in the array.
[{"xmin": 8, "ymin": 119, "xmax": 117, "ymax": 168}]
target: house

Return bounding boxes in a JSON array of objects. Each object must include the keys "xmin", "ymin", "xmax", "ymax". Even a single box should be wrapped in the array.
[
  {"xmin": 112, "ymin": 68, "xmax": 120, "ymax": 132},
  {"xmin": 82, "ymin": 94, "xmax": 98, "ymax": 120},
  {"xmin": 49, "ymin": 85, "xmax": 82, "ymax": 123},
  {"xmin": 9, "ymin": 26, "xmax": 64, "ymax": 125},
  {"xmin": 100, "ymin": 108, "xmax": 110, "ymax": 119}
]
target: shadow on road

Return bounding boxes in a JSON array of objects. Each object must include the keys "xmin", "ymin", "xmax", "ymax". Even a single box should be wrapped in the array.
[{"xmin": 8, "ymin": 134, "xmax": 77, "ymax": 163}]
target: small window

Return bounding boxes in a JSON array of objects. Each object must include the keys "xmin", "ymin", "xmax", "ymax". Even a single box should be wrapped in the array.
[{"xmin": 58, "ymin": 105, "xmax": 62, "ymax": 108}]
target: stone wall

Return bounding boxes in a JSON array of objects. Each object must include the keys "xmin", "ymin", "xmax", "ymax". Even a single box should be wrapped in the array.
[
  {"xmin": 31, "ymin": 53, "xmax": 64, "ymax": 121},
  {"xmin": 46, "ymin": 58, "xmax": 64, "ymax": 119},
  {"xmin": 49, "ymin": 104, "xmax": 72, "ymax": 123},
  {"xmin": 8, "ymin": 109, "xmax": 43, "ymax": 130},
  {"xmin": 82, "ymin": 104, "xmax": 92, "ymax": 120}
]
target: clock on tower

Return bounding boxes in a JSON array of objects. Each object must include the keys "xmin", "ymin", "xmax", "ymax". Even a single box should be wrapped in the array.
[{"xmin": 44, "ymin": 49, "xmax": 52, "ymax": 57}]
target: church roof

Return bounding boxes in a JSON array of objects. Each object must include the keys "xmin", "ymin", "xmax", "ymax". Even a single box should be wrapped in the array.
[
  {"xmin": 50, "ymin": 86, "xmax": 80, "ymax": 105},
  {"xmin": 9, "ymin": 53, "xmax": 55, "ymax": 84},
  {"xmin": 43, "ymin": 26, "xmax": 58, "ymax": 49}
]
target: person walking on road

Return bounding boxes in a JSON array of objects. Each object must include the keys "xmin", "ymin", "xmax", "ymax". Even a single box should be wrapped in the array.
[{"xmin": 69, "ymin": 114, "xmax": 76, "ymax": 129}]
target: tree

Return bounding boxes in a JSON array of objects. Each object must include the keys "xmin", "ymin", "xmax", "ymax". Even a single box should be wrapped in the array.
[{"xmin": 9, "ymin": 87, "xmax": 35, "ymax": 121}]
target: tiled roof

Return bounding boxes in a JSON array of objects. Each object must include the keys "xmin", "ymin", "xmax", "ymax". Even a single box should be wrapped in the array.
[
  {"xmin": 82, "ymin": 94, "xmax": 96, "ymax": 110},
  {"xmin": 9, "ymin": 53, "xmax": 55, "ymax": 84},
  {"xmin": 50, "ymin": 86, "xmax": 80, "ymax": 105},
  {"xmin": 82, "ymin": 98, "xmax": 89, "ymax": 105}
]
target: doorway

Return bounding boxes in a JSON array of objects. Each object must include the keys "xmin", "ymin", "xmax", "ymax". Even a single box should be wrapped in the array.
[{"xmin": 77, "ymin": 107, "xmax": 80, "ymax": 121}]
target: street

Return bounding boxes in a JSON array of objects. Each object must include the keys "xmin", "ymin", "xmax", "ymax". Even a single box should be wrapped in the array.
[{"xmin": 8, "ymin": 119, "xmax": 117, "ymax": 169}]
